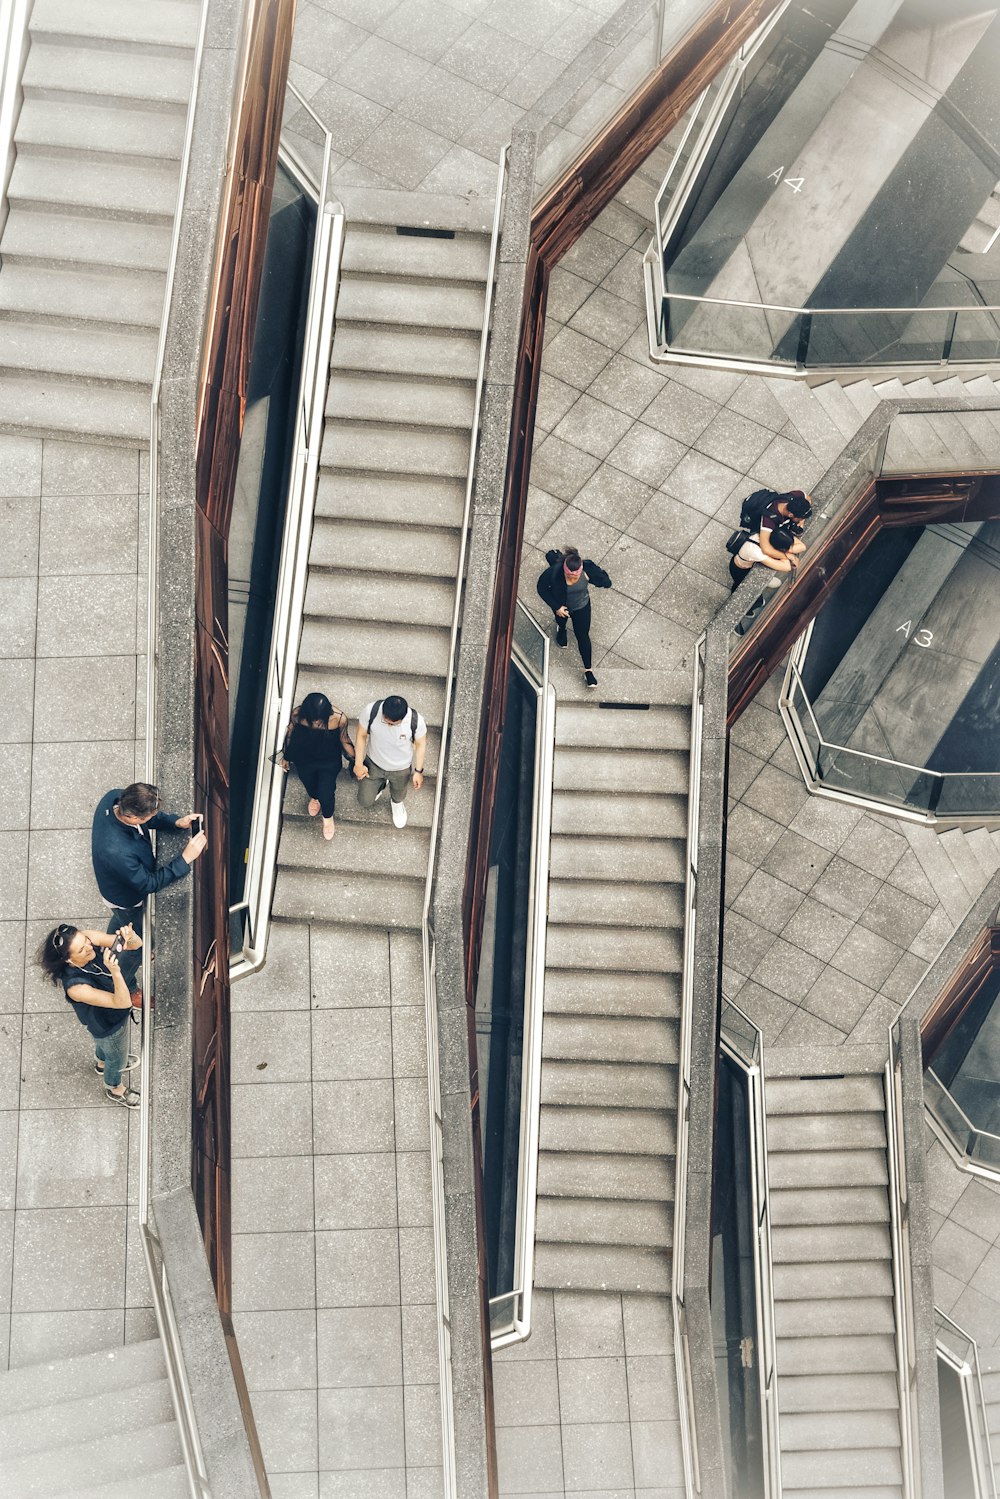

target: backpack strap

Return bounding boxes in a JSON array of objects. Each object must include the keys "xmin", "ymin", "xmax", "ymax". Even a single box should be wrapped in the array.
[
  {"xmin": 367, "ymin": 700, "xmax": 381, "ymax": 733},
  {"xmin": 410, "ymin": 708, "xmax": 418, "ymax": 742}
]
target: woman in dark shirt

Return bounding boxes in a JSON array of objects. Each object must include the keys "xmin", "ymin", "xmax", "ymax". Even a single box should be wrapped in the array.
[
  {"xmin": 536, "ymin": 545, "xmax": 612, "ymax": 688},
  {"xmin": 281, "ymin": 691, "xmax": 355, "ymax": 841},
  {"xmin": 37, "ymin": 923, "xmax": 143, "ymax": 1107}
]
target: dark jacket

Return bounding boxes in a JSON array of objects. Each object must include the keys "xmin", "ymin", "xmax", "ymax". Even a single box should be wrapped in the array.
[
  {"xmin": 91, "ymin": 789, "xmax": 188, "ymax": 909},
  {"xmin": 536, "ymin": 553, "xmax": 612, "ymax": 612}
]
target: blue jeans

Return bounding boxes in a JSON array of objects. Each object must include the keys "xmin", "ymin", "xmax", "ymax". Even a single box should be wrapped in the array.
[{"xmin": 96, "ymin": 1020, "xmax": 131, "ymax": 1090}]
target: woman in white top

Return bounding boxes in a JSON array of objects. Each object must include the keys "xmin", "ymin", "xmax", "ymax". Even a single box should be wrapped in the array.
[{"xmin": 729, "ymin": 526, "xmax": 796, "ymax": 591}]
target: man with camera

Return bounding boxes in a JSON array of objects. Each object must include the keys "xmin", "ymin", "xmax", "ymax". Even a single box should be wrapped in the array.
[
  {"xmin": 758, "ymin": 489, "xmax": 812, "ymax": 566},
  {"xmin": 91, "ymin": 781, "xmax": 208, "ymax": 938}
]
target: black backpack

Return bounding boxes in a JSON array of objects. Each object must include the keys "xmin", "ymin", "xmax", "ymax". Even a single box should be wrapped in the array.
[
  {"xmin": 367, "ymin": 700, "xmax": 419, "ymax": 740},
  {"xmin": 739, "ymin": 488, "xmax": 781, "ymax": 530}
]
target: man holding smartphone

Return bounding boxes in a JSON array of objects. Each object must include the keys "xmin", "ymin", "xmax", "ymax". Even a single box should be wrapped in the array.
[{"xmin": 91, "ymin": 781, "xmax": 208, "ymax": 937}]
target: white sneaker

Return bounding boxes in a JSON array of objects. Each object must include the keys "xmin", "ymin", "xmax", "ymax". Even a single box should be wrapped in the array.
[{"xmin": 391, "ymin": 799, "xmax": 408, "ymax": 829}]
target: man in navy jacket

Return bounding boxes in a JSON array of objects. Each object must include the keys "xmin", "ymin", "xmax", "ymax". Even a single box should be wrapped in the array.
[{"xmin": 92, "ymin": 782, "xmax": 207, "ymax": 934}]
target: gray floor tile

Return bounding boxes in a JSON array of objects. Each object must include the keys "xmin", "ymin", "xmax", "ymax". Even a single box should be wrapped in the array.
[
  {"xmin": 0, "ymin": 497, "xmax": 40, "ymax": 577},
  {"xmin": 232, "ymin": 1308, "xmax": 318, "ymax": 1390},
  {"xmin": 0, "ymin": 1208, "xmax": 11, "ymax": 1310},
  {"xmin": 312, "ymin": 1009, "xmax": 392, "ymax": 1080},
  {"xmin": 8, "ymin": 1308, "xmax": 122, "ymax": 1366},
  {"xmin": 403, "ymin": 1381, "xmax": 442, "ymax": 1466},
  {"xmin": 749, "ymin": 938, "xmax": 825, "ymax": 1005},
  {"xmin": 12, "ymin": 1205, "xmax": 125, "ymax": 1310},
  {"xmin": 459, "ymin": 92, "xmax": 526, "ymax": 159},
  {"xmin": 0, "ymin": 923, "xmax": 26, "ymax": 1015},
  {"xmin": 35, "ymin": 575, "xmax": 136, "ymax": 657},
  {"xmin": 316, "ymin": 1228, "xmax": 400, "ymax": 1308},
  {"xmin": 29, "ymin": 741, "xmax": 135, "ymax": 829},
  {"xmin": 418, "ymin": 142, "xmax": 501, "ymax": 197},
  {"xmin": 41, "ymin": 441, "xmax": 137, "ymax": 497},
  {"xmin": 233, "ymin": 1232, "xmax": 317, "ymax": 1311},
  {"xmin": 353, "ymin": 112, "xmax": 450, "ymax": 190},
  {"xmin": 318, "ymin": 1383, "xmax": 405, "ymax": 1469},
  {"xmin": 0, "ymin": 1017, "xmax": 21, "ymax": 1112},
  {"xmin": 0, "ymin": 744, "xmax": 30, "ymax": 832},
  {"xmin": 632, "ymin": 1419, "xmax": 684, "ymax": 1487},
  {"xmin": 312, "ymin": 925, "xmax": 389, "ymax": 1007},
  {"xmin": 557, "ymin": 1354, "xmax": 629, "ymax": 1424},
  {"xmin": 233, "ymin": 922, "xmax": 311, "ymax": 1011},
  {"xmin": 553, "ymin": 1291, "xmax": 624, "ymax": 1358},
  {"xmin": 586, "ymin": 352, "xmax": 664, "ymax": 420},
  {"xmin": 524, "ymin": 485, "xmax": 567, "ymax": 547},
  {"xmin": 0, "ymin": 577, "xmax": 37, "ymax": 658},
  {"xmin": 26, "ymin": 828, "xmax": 101, "ymax": 917},
  {"xmin": 611, "ymin": 607, "xmax": 696, "ymax": 674},
  {"xmin": 535, "ymin": 373, "xmax": 582, "ymax": 433},
  {"xmin": 553, "ymin": 393, "xmax": 635, "ymax": 462},
  {"xmin": 568, "ymin": 286, "xmax": 644, "ymax": 352},
  {"xmin": 599, "ymin": 534, "xmax": 673, "ymax": 605},
  {"xmin": 400, "ymin": 1302, "xmax": 439, "ymax": 1386},
  {"xmin": 496, "ymin": 1423, "xmax": 564, "ymax": 1493},
  {"xmin": 625, "ymin": 1352, "xmax": 678, "ymax": 1420},
  {"xmin": 807, "ymin": 855, "xmax": 882, "ymax": 921},
  {"xmin": 0, "ymin": 832, "xmax": 28, "ymax": 920},
  {"xmin": 38, "ymin": 494, "xmax": 138, "ymax": 576},
  {"xmin": 829, "ymin": 923, "xmax": 903, "ymax": 989},
  {"xmin": 606, "ymin": 424, "xmax": 685, "ymax": 489},
  {"xmin": 560, "ymin": 1420, "xmax": 633, "ymax": 1490},
  {"xmin": 799, "ymin": 967, "xmax": 875, "ymax": 1034},
  {"xmin": 232, "ymin": 1011, "xmax": 312, "ymax": 1084},
  {"xmin": 573, "ymin": 467, "xmax": 655, "ymax": 532},
  {"xmin": 32, "ymin": 656, "xmax": 136, "ymax": 742},
  {"xmin": 398, "ymin": 1225, "xmax": 435, "ymax": 1305},
  {"xmin": 15, "ymin": 1107, "xmax": 128, "ymax": 1208},
  {"xmin": 296, "ymin": 78, "xmax": 387, "ymax": 156},
  {"xmin": 0, "ymin": 661, "xmax": 33, "ymax": 743},
  {"xmin": 252, "ymin": 1389, "xmax": 320, "ymax": 1475},
  {"xmin": 647, "ymin": 561, "xmax": 728, "ymax": 633},
  {"xmin": 493, "ymin": 1356, "xmax": 560, "ymax": 1428},
  {"xmin": 319, "ymin": 1470, "xmax": 406, "ymax": 1499},
  {"xmin": 232, "ymin": 1081, "xmax": 314, "ymax": 1157},
  {"xmin": 317, "ymin": 1304, "xmax": 403, "ymax": 1388},
  {"xmin": 694, "ymin": 407, "xmax": 774, "ymax": 472},
  {"xmin": 313, "ymin": 1078, "xmax": 394, "ymax": 1155},
  {"xmin": 541, "ymin": 328, "xmax": 612, "ymax": 394},
  {"xmin": 395, "ymin": 1151, "xmax": 432, "ymax": 1228},
  {"xmin": 531, "ymin": 432, "xmax": 602, "ymax": 502},
  {"xmin": 537, "ymin": 502, "xmax": 620, "ymax": 566},
  {"xmin": 0, "ymin": 435, "xmax": 42, "ymax": 497},
  {"xmin": 560, "ymin": 228, "xmax": 630, "ymax": 289},
  {"xmin": 391, "ymin": 1007, "xmax": 428, "ymax": 1079},
  {"xmin": 393, "ymin": 1076, "xmax": 431, "ymax": 1152},
  {"xmin": 442, "ymin": 18, "xmax": 533, "ymax": 92},
  {"xmin": 627, "ymin": 490, "xmax": 713, "ymax": 561},
  {"xmin": 231, "ymin": 1156, "xmax": 315, "ymax": 1234},
  {"xmin": 660, "ymin": 449, "xmax": 744, "ymax": 517},
  {"xmin": 315, "ymin": 1152, "xmax": 398, "ymax": 1230}
]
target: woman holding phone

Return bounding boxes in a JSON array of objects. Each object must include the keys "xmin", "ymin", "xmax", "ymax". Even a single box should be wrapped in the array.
[
  {"xmin": 37, "ymin": 923, "xmax": 143, "ymax": 1107},
  {"xmin": 280, "ymin": 692, "xmax": 355, "ymax": 842}
]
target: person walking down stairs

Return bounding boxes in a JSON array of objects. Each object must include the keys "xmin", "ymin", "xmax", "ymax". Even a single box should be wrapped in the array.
[
  {"xmin": 281, "ymin": 692, "xmax": 354, "ymax": 842},
  {"xmin": 537, "ymin": 545, "xmax": 612, "ymax": 689},
  {"xmin": 353, "ymin": 695, "xmax": 427, "ymax": 830}
]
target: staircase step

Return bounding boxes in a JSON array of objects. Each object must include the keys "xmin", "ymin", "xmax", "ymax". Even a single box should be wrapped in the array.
[
  {"xmin": 767, "ymin": 1111, "xmax": 887, "ymax": 1153},
  {"xmin": 0, "ymin": 371, "xmax": 148, "ymax": 442},
  {"xmin": 16, "ymin": 97, "xmax": 185, "ymax": 163},
  {"xmin": 23, "ymin": 41, "xmax": 194, "ymax": 106},
  {"xmin": 30, "ymin": 0, "xmax": 200, "ymax": 49},
  {"xmin": 537, "ymin": 1150, "xmax": 673, "ymax": 1202},
  {"xmin": 938, "ymin": 826, "xmax": 990, "ymax": 898},
  {"xmin": 775, "ymin": 1296, "xmax": 896, "ymax": 1338},
  {"xmin": 543, "ymin": 969, "xmax": 680, "ymax": 1019},
  {"xmin": 549, "ymin": 834, "xmax": 685, "ymax": 885},
  {"xmin": 341, "ymin": 224, "xmax": 490, "ymax": 282},
  {"xmin": 283, "ymin": 776, "xmax": 434, "ymax": 830},
  {"xmin": 542, "ymin": 1014, "xmax": 678, "ymax": 1065},
  {"xmin": 308, "ymin": 518, "xmax": 460, "ymax": 578},
  {"xmin": 781, "ymin": 1408, "xmax": 901, "ymax": 1452},
  {"xmin": 533, "ymin": 1240, "xmax": 670, "ymax": 1294},
  {"xmin": 293, "ymin": 666, "xmax": 445, "ymax": 729},
  {"xmin": 779, "ymin": 1371, "xmax": 899, "ymax": 1414},
  {"xmin": 781, "ymin": 1447, "xmax": 902, "ymax": 1490},
  {"xmin": 65, "ymin": 1468, "xmax": 190, "ymax": 1499},
  {"xmin": 554, "ymin": 745, "xmax": 688, "ymax": 794},
  {"xmin": 2, "ymin": 207, "xmax": 172, "ymax": 273},
  {"xmin": 0, "ymin": 1377, "xmax": 173, "ymax": 1459},
  {"xmin": 555, "ymin": 701, "xmax": 690, "ymax": 750},
  {"xmin": 765, "ymin": 1075, "xmax": 885, "ymax": 1116},
  {"xmin": 277, "ymin": 818, "xmax": 429, "ymax": 880},
  {"xmin": 768, "ymin": 1148, "xmax": 888, "ymax": 1190},
  {"xmin": 321, "ymin": 419, "xmax": 470, "ymax": 479},
  {"xmin": 272, "ymin": 868, "xmax": 423, "ymax": 928},
  {"xmin": 330, "ymin": 323, "xmax": 480, "ymax": 382},
  {"xmin": 964, "ymin": 826, "xmax": 1000, "ymax": 880},
  {"xmin": 0, "ymin": 318, "xmax": 156, "ymax": 384},
  {"xmin": 840, "ymin": 378, "xmax": 881, "ymax": 418},
  {"xmin": 304, "ymin": 568, "xmax": 455, "ymax": 629},
  {"xmin": 551, "ymin": 790, "xmax": 687, "ymax": 839},
  {"xmin": 298, "ymin": 617, "xmax": 450, "ymax": 678},
  {"xmin": 769, "ymin": 1186, "xmax": 890, "ymax": 1227},
  {"xmin": 778, "ymin": 1334, "xmax": 898, "ymax": 1377},
  {"xmin": 811, "ymin": 379, "xmax": 866, "ymax": 439},
  {"xmin": 541, "ymin": 1060, "xmax": 676, "ymax": 1110},
  {"xmin": 536, "ymin": 1195, "xmax": 672, "ymax": 1249},
  {"xmin": 539, "ymin": 1105, "xmax": 675, "ymax": 1157},
  {"xmin": 547, "ymin": 878, "xmax": 683, "ymax": 930},
  {"xmin": 336, "ymin": 274, "xmax": 486, "ymax": 333},
  {"xmin": 546, "ymin": 923, "xmax": 682, "ymax": 974},
  {"xmin": 327, "ymin": 372, "xmax": 475, "ymax": 430},
  {"xmin": 8, "ymin": 152, "xmax": 178, "ymax": 221},
  {"xmin": 773, "ymin": 1258, "xmax": 894, "ymax": 1300},
  {"xmin": 770, "ymin": 1223, "xmax": 891, "ymax": 1264},
  {"xmin": 1, "ymin": 1420, "xmax": 182, "ymax": 1497},
  {"xmin": 0, "ymin": 1338, "xmax": 165, "ymax": 1414},
  {"xmin": 0, "ymin": 262, "xmax": 164, "ymax": 329},
  {"xmin": 316, "ymin": 472, "xmax": 466, "ymax": 530}
]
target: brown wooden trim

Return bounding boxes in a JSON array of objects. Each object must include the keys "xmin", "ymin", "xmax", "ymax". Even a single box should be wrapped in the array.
[
  {"xmin": 920, "ymin": 926, "xmax": 996, "ymax": 1066},
  {"xmin": 191, "ymin": 0, "xmax": 296, "ymax": 1311},
  {"xmin": 727, "ymin": 470, "xmax": 1000, "ymax": 725}
]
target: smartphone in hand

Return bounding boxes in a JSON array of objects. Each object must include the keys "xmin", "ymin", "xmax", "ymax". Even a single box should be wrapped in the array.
[{"xmin": 110, "ymin": 932, "xmax": 127, "ymax": 958}]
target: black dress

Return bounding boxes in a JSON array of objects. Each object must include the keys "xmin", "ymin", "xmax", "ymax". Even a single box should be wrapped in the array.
[{"xmin": 287, "ymin": 723, "xmax": 345, "ymax": 818}]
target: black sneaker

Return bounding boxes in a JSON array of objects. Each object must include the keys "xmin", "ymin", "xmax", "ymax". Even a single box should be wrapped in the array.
[
  {"xmin": 106, "ymin": 1085, "xmax": 141, "ymax": 1109},
  {"xmin": 584, "ymin": 670, "xmax": 598, "ymax": 688},
  {"xmin": 555, "ymin": 627, "xmax": 568, "ymax": 648}
]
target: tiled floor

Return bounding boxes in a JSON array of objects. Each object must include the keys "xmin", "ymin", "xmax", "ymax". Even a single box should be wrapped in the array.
[{"xmin": 0, "ymin": 434, "xmax": 153, "ymax": 1372}]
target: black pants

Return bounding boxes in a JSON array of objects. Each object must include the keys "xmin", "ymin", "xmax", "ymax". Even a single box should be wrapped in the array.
[
  {"xmin": 729, "ymin": 557, "xmax": 752, "ymax": 591},
  {"xmin": 555, "ymin": 603, "xmax": 593, "ymax": 669},
  {"xmin": 297, "ymin": 763, "xmax": 339, "ymax": 818}
]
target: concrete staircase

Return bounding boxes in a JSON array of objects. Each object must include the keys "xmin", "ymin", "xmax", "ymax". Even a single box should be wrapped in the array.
[
  {"xmin": 0, "ymin": 1338, "xmax": 185, "ymax": 1498},
  {"xmin": 533, "ymin": 670, "xmax": 690, "ymax": 1294},
  {"xmin": 0, "ymin": 0, "xmax": 199, "ymax": 443},
  {"xmin": 978, "ymin": 1363, "xmax": 1000, "ymax": 1493},
  {"xmin": 900, "ymin": 822, "xmax": 1000, "ymax": 932},
  {"xmin": 766, "ymin": 1056, "xmax": 904, "ymax": 1499},
  {"xmin": 271, "ymin": 207, "xmax": 490, "ymax": 929}
]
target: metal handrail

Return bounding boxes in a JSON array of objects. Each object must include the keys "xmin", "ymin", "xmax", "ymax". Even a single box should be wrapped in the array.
[
  {"xmin": 885, "ymin": 1023, "xmax": 921, "ymax": 1498},
  {"xmin": 229, "ymin": 82, "xmax": 344, "ymax": 978},
  {"xmin": 654, "ymin": 287, "xmax": 1000, "ymax": 320},
  {"xmin": 420, "ymin": 143, "xmax": 508, "ymax": 1496},
  {"xmin": 489, "ymin": 602, "xmax": 555, "ymax": 1350},
  {"xmin": 672, "ymin": 632, "xmax": 706, "ymax": 1495},
  {"xmin": 720, "ymin": 997, "xmax": 782, "ymax": 1499},
  {"xmin": 141, "ymin": 2, "xmax": 214, "ymax": 1495},
  {"xmin": 0, "ymin": 0, "xmax": 30, "ymax": 237},
  {"xmin": 936, "ymin": 1307, "xmax": 999, "ymax": 1499}
]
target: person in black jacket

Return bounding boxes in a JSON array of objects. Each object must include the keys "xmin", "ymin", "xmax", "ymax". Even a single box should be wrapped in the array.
[
  {"xmin": 536, "ymin": 545, "xmax": 611, "ymax": 688},
  {"xmin": 91, "ymin": 783, "xmax": 206, "ymax": 938}
]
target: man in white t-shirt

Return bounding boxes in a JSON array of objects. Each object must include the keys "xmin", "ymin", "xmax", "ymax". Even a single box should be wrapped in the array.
[
  {"xmin": 354, "ymin": 695, "xmax": 428, "ymax": 829},
  {"xmin": 729, "ymin": 526, "xmax": 796, "ymax": 591}
]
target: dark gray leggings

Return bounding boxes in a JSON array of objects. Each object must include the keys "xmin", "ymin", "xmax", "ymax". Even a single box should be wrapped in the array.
[{"xmin": 556, "ymin": 602, "xmax": 593, "ymax": 669}]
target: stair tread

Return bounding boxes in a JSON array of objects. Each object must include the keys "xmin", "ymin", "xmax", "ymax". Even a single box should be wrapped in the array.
[
  {"xmin": 330, "ymin": 323, "xmax": 480, "ymax": 381},
  {"xmin": 537, "ymin": 1150, "xmax": 674, "ymax": 1202},
  {"xmin": 775, "ymin": 1296, "xmax": 896, "ymax": 1337},
  {"xmin": 309, "ymin": 518, "xmax": 460, "ymax": 577},
  {"xmin": 765, "ymin": 1075, "xmax": 885, "ymax": 1115},
  {"xmin": 551, "ymin": 789, "xmax": 687, "ymax": 838},
  {"xmin": 0, "ymin": 262, "xmax": 164, "ymax": 329},
  {"xmin": 304, "ymin": 569, "xmax": 455, "ymax": 629},
  {"xmin": 30, "ymin": 0, "xmax": 200, "ymax": 48},
  {"xmin": 298, "ymin": 617, "xmax": 450, "ymax": 677},
  {"xmin": 771, "ymin": 1223, "xmax": 891, "ymax": 1264},
  {"xmin": 316, "ymin": 471, "xmax": 466, "ymax": 529},
  {"xmin": 773, "ymin": 1259, "xmax": 895, "ymax": 1300},
  {"xmin": 8, "ymin": 152, "xmax": 179, "ymax": 220},
  {"xmin": 23, "ymin": 40, "xmax": 194, "ymax": 105},
  {"xmin": 555, "ymin": 700, "xmax": 690, "ymax": 750},
  {"xmin": 542, "ymin": 1014, "xmax": 678, "ymax": 1065},
  {"xmin": 0, "ymin": 372, "xmax": 148, "ymax": 443},
  {"xmin": 778, "ymin": 1371, "xmax": 900, "ymax": 1413},
  {"xmin": 780, "ymin": 1408, "xmax": 901, "ymax": 1450},
  {"xmin": 16, "ymin": 96, "xmax": 185, "ymax": 161},
  {"xmin": 549, "ymin": 833, "xmax": 685, "ymax": 884},
  {"xmin": 2, "ymin": 207, "xmax": 172, "ymax": 272},
  {"xmin": 293, "ymin": 666, "xmax": 445, "ymax": 728},
  {"xmin": 554, "ymin": 745, "xmax": 688, "ymax": 794},
  {"xmin": 539, "ymin": 1105, "xmax": 675, "ymax": 1157},
  {"xmin": 340, "ymin": 223, "xmax": 490, "ymax": 282},
  {"xmin": 336, "ymin": 275, "xmax": 486, "ymax": 332},
  {"xmin": 776, "ymin": 1333, "xmax": 898, "ymax": 1375},
  {"xmin": 0, "ymin": 1376, "xmax": 172, "ymax": 1459},
  {"xmin": 272, "ymin": 868, "xmax": 423, "ymax": 928},
  {"xmin": 543, "ymin": 969, "xmax": 680, "ymax": 1019},
  {"xmin": 547, "ymin": 878, "xmax": 683, "ymax": 930},
  {"xmin": 767, "ymin": 1112, "xmax": 887, "ymax": 1152},
  {"xmin": 533, "ymin": 1241, "xmax": 671, "ymax": 1295},
  {"xmin": 541, "ymin": 1059, "xmax": 677, "ymax": 1111},
  {"xmin": 321, "ymin": 419, "xmax": 470, "ymax": 479},
  {"xmin": 780, "ymin": 1447, "xmax": 902, "ymax": 1488},
  {"xmin": 0, "ymin": 1420, "xmax": 182, "ymax": 1495},
  {"xmin": 0, "ymin": 1338, "xmax": 165, "ymax": 1414},
  {"xmin": 536, "ymin": 1195, "xmax": 672, "ymax": 1249},
  {"xmin": 0, "ymin": 317, "xmax": 156, "ymax": 383},
  {"xmin": 769, "ymin": 1186, "xmax": 891, "ymax": 1226},
  {"xmin": 768, "ymin": 1148, "xmax": 888, "ymax": 1190},
  {"xmin": 277, "ymin": 817, "xmax": 429, "ymax": 879},
  {"xmin": 327, "ymin": 371, "xmax": 475, "ymax": 430},
  {"xmin": 546, "ymin": 923, "xmax": 682, "ymax": 973}
]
